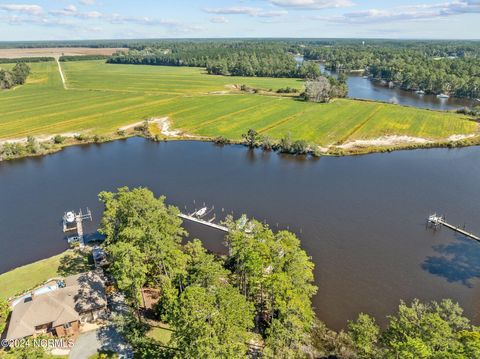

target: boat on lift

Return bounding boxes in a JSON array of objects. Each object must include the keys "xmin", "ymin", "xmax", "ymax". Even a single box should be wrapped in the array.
[
  {"xmin": 194, "ymin": 207, "xmax": 207, "ymax": 217},
  {"xmin": 65, "ymin": 211, "xmax": 75, "ymax": 223},
  {"xmin": 416, "ymin": 90, "xmax": 425, "ymax": 95},
  {"xmin": 437, "ymin": 93, "xmax": 449, "ymax": 99}
]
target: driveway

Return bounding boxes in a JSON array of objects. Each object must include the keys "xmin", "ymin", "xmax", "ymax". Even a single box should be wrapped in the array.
[{"xmin": 69, "ymin": 325, "xmax": 133, "ymax": 359}]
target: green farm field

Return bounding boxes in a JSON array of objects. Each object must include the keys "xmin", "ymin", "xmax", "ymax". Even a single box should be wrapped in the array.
[{"xmin": 0, "ymin": 60, "xmax": 477, "ymax": 149}]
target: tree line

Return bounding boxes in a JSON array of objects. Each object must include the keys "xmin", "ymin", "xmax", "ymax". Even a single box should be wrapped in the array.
[
  {"xmin": 313, "ymin": 299, "xmax": 480, "ymax": 358},
  {"xmin": 240, "ymin": 129, "xmax": 323, "ymax": 157},
  {"xmin": 0, "ymin": 63, "xmax": 30, "ymax": 90},
  {"xmin": 304, "ymin": 44, "xmax": 480, "ymax": 99},
  {"xmin": 0, "ymin": 57, "xmax": 53, "ymax": 64},
  {"xmin": 59, "ymin": 55, "xmax": 110, "ymax": 62},
  {"xmin": 107, "ymin": 42, "xmax": 322, "ymax": 79},
  {"xmin": 0, "ymin": 134, "xmax": 111, "ymax": 162}
]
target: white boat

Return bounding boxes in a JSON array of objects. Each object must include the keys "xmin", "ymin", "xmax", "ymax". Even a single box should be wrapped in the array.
[
  {"xmin": 416, "ymin": 90, "xmax": 425, "ymax": 95},
  {"xmin": 437, "ymin": 93, "xmax": 449, "ymax": 99},
  {"xmin": 65, "ymin": 211, "xmax": 75, "ymax": 223},
  {"xmin": 194, "ymin": 207, "xmax": 207, "ymax": 217}
]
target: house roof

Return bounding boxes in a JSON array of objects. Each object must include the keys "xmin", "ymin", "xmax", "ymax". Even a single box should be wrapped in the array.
[{"xmin": 6, "ymin": 271, "xmax": 107, "ymax": 341}]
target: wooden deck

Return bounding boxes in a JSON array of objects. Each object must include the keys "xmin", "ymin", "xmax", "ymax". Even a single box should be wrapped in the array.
[{"xmin": 178, "ymin": 213, "xmax": 229, "ymax": 232}]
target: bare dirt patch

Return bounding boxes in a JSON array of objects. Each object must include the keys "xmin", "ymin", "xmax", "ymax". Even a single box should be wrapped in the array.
[
  {"xmin": 446, "ymin": 134, "xmax": 476, "ymax": 142},
  {"xmin": 0, "ymin": 47, "xmax": 124, "ymax": 59},
  {"xmin": 0, "ymin": 133, "xmax": 79, "ymax": 146},
  {"xmin": 118, "ymin": 118, "xmax": 167, "ymax": 132},
  {"xmin": 338, "ymin": 135, "xmax": 432, "ymax": 150},
  {"xmin": 119, "ymin": 118, "xmax": 198, "ymax": 138}
]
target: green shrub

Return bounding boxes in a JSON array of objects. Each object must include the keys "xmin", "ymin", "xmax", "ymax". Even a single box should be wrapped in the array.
[
  {"xmin": 74, "ymin": 134, "xmax": 88, "ymax": 141},
  {"xmin": 261, "ymin": 136, "xmax": 274, "ymax": 151},
  {"xmin": 53, "ymin": 135, "xmax": 65, "ymax": 144},
  {"xmin": 277, "ymin": 87, "xmax": 299, "ymax": 94},
  {"xmin": 213, "ymin": 136, "xmax": 230, "ymax": 145}
]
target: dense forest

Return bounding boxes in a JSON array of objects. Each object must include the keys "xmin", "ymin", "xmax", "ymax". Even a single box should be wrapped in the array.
[
  {"xmin": 304, "ymin": 43, "xmax": 480, "ymax": 99},
  {"xmin": 107, "ymin": 42, "xmax": 320, "ymax": 78},
  {"xmin": 0, "ymin": 63, "xmax": 30, "ymax": 89},
  {"xmin": 6, "ymin": 38, "xmax": 475, "ymax": 97}
]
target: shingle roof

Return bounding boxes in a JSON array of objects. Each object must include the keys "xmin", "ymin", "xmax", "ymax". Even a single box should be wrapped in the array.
[{"xmin": 6, "ymin": 271, "xmax": 107, "ymax": 341}]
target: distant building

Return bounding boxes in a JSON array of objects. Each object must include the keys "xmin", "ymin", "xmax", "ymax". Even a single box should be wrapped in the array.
[{"xmin": 6, "ymin": 271, "xmax": 107, "ymax": 342}]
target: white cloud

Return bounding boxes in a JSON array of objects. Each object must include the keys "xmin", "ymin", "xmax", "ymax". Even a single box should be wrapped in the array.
[
  {"xmin": 325, "ymin": 0, "xmax": 480, "ymax": 23},
  {"xmin": 0, "ymin": 4, "xmax": 43, "ymax": 16},
  {"xmin": 257, "ymin": 10, "xmax": 289, "ymax": 17},
  {"xmin": 0, "ymin": 3, "xmax": 202, "ymax": 35},
  {"xmin": 203, "ymin": 6, "xmax": 288, "ymax": 17},
  {"xmin": 80, "ymin": 0, "xmax": 96, "ymax": 5},
  {"xmin": 1, "ymin": 13, "xmax": 78, "ymax": 27},
  {"xmin": 84, "ymin": 11, "xmax": 102, "ymax": 18},
  {"xmin": 104, "ymin": 14, "xmax": 204, "ymax": 34},
  {"xmin": 50, "ymin": 5, "xmax": 102, "ymax": 19},
  {"xmin": 268, "ymin": 0, "xmax": 354, "ymax": 9},
  {"xmin": 210, "ymin": 16, "xmax": 229, "ymax": 23},
  {"xmin": 204, "ymin": 7, "xmax": 260, "ymax": 16}
]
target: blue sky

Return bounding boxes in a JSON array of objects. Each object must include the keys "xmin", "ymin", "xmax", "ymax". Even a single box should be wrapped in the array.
[{"xmin": 0, "ymin": 0, "xmax": 479, "ymax": 41}]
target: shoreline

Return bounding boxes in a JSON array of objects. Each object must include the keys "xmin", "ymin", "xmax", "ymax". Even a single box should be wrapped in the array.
[
  {"xmin": 1, "ymin": 132, "xmax": 480, "ymax": 333},
  {"xmin": 1, "ymin": 129, "xmax": 480, "ymax": 163}
]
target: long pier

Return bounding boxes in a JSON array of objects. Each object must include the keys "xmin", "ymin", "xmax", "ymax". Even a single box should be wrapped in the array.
[
  {"xmin": 178, "ymin": 213, "xmax": 229, "ymax": 232},
  {"xmin": 428, "ymin": 214, "xmax": 480, "ymax": 242}
]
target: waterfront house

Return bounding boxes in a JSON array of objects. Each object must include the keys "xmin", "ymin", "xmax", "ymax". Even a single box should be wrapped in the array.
[{"xmin": 5, "ymin": 271, "xmax": 107, "ymax": 342}]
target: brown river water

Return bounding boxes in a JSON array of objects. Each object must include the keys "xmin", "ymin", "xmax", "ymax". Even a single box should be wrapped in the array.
[{"xmin": 0, "ymin": 139, "xmax": 479, "ymax": 329}]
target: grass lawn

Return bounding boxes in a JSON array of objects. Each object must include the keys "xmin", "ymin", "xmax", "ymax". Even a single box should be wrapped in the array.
[
  {"xmin": 0, "ymin": 250, "xmax": 91, "ymax": 299},
  {"xmin": 0, "ymin": 60, "xmax": 477, "ymax": 149},
  {"xmin": 88, "ymin": 351, "xmax": 118, "ymax": 359},
  {"xmin": 146, "ymin": 325, "xmax": 174, "ymax": 346}
]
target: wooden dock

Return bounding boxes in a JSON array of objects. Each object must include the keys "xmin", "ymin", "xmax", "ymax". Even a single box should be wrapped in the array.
[
  {"xmin": 62, "ymin": 208, "xmax": 92, "ymax": 247},
  {"xmin": 76, "ymin": 216, "xmax": 84, "ymax": 246},
  {"xmin": 178, "ymin": 213, "xmax": 229, "ymax": 232},
  {"xmin": 428, "ymin": 214, "xmax": 480, "ymax": 242}
]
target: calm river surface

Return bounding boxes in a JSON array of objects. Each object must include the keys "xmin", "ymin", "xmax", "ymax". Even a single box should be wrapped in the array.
[
  {"xmin": 1, "ymin": 139, "xmax": 479, "ymax": 329},
  {"xmin": 345, "ymin": 74, "xmax": 475, "ymax": 111},
  {"xmin": 295, "ymin": 56, "xmax": 476, "ymax": 110}
]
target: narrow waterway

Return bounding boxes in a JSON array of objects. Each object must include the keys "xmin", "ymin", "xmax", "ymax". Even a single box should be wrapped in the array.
[
  {"xmin": 1, "ymin": 139, "xmax": 479, "ymax": 329},
  {"xmin": 345, "ymin": 73, "xmax": 475, "ymax": 111},
  {"xmin": 295, "ymin": 56, "xmax": 476, "ymax": 110}
]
